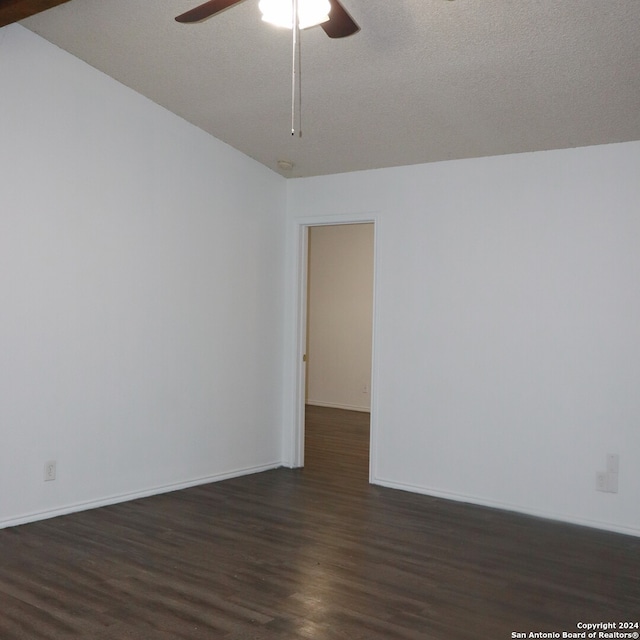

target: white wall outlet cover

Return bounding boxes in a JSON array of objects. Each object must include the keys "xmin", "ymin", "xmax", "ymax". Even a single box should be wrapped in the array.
[{"xmin": 44, "ymin": 460, "xmax": 57, "ymax": 482}]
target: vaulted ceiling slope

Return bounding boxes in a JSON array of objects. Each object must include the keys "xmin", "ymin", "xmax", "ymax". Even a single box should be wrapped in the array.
[{"xmin": 18, "ymin": 0, "xmax": 640, "ymax": 177}]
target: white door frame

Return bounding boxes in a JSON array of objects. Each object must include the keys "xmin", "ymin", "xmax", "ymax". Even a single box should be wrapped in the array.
[{"xmin": 291, "ymin": 213, "xmax": 379, "ymax": 482}]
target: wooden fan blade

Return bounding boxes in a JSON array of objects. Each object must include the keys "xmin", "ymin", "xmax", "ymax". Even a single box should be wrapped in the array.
[
  {"xmin": 321, "ymin": 0, "xmax": 360, "ymax": 38},
  {"xmin": 175, "ymin": 0, "xmax": 247, "ymax": 23}
]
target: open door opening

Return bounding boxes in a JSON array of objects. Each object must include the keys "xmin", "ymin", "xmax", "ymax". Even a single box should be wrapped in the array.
[{"xmin": 301, "ymin": 223, "xmax": 375, "ymax": 486}]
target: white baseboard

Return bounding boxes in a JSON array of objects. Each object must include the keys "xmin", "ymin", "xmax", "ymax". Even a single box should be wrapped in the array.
[
  {"xmin": 306, "ymin": 400, "xmax": 370, "ymax": 413},
  {"xmin": 372, "ymin": 476, "xmax": 640, "ymax": 539},
  {"xmin": 0, "ymin": 461, "xmax": 282, "ymax": 530}
]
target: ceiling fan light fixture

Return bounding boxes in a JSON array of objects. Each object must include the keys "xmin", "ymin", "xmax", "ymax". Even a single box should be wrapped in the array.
[{"xmin": 259, "ymin": 0, "xmax": 331, "ymax": 30}]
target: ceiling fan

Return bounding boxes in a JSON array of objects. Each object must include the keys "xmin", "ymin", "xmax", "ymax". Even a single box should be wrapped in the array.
[
  {"xmin": 176, "ymin": 0, "xmax": 359, "ymax": 142},
  {"xmin": 175, "ymin": 0, "xmax": 360, "ymax": 39}
]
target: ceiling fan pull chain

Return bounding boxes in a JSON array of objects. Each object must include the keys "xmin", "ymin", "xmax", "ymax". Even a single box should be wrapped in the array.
[
  {"xmin": 297, "ymin": 14, "xmax": 302, "ymax": 138},
  {"xmin": 291, "ymin": 0, "xmax": 299, "ymax": 136}
]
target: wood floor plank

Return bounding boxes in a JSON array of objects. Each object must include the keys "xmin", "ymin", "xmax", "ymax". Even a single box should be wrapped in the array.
[{"xmin": 1, "ymin": 407, "xmax": 638, "ymax": 638}]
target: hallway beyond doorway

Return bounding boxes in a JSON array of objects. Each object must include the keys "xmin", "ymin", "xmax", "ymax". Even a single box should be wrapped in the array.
[{"xmin": 304, "ymin": 405, "xmax": 370, "ymax": 489}]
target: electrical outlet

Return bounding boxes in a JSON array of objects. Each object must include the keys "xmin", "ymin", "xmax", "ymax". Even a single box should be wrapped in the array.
[
  {"xmin": 596, "ymin": 471, "xmax": 608, "ymax": 492},
  {"xmin": 44, "ymin": 460, "xmax": 56, "ymax": 482},
  {"xmin": 596, "ymin": 454, "xmax": 621, "ymax": 494}
]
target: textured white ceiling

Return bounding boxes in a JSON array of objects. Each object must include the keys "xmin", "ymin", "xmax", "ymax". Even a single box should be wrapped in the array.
[{"xmin": 20, "ymin": 0, "xmax": 640, "ymax": 177}]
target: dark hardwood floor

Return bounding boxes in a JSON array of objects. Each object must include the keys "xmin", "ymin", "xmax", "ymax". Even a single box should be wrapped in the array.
[
  {"xmin": 304, "ymin": 404, "xmax": 370, "ymax": 487},
  {"xmin": 1, "ymin": 406, "xmax": 638, "ymax": 639}
]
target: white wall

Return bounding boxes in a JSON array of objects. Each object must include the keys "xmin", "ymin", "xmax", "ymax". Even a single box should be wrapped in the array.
[
  {"xmin": 0, "ymin": 25, "xmax": 285, "ymax": 528},
  {"xmin": 285, "ymin": 141, "xmax": 640, "ymax": 537},
  {"xmin": 306, "ymin": 224, "xmax": 373, "ymax": 411}
]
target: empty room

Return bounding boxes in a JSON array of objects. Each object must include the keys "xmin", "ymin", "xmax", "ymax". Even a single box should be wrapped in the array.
[{"xmin": 1, "ymin": 1, "xmax": 639, "ymax": 638}]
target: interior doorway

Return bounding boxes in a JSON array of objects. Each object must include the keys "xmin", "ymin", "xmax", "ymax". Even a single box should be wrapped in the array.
[{"xmin": 302, "ymin": 223, "xmax": 375, "ymax": 482}]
